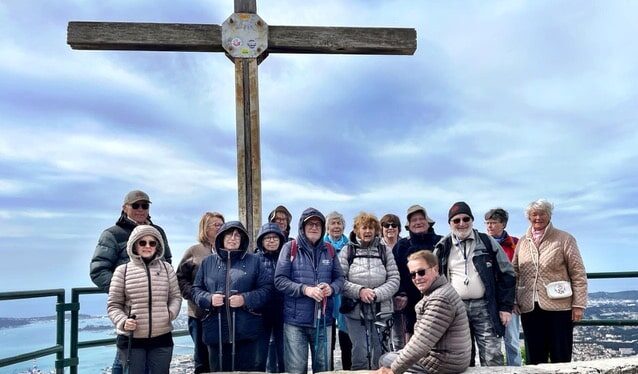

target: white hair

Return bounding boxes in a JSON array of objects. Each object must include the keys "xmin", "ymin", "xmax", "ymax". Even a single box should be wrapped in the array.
[
  {"xmin": 525, "ymin": 199, "xmax": 554, "ymax": 219},
  {"xmin": 324, "ymin": 211, "xmax": 345, "ymax": 229}
]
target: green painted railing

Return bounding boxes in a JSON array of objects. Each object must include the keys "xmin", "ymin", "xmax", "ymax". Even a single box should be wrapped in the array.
[
  {"xmin": 0, "ymin": 289, "xmax": 66, "ymax": 373},
  {"xmin": 1, "ymin": 271, "xmax": 638, "ymax": 373}
]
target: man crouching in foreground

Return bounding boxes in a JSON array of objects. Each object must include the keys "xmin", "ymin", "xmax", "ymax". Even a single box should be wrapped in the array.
[{"xmin": 375, "ymin": 250, "xmax": 471, "ymax": 374}]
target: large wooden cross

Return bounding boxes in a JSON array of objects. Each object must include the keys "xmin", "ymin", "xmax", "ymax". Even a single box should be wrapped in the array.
[{"xmin": 67, "ymin": 0, "xmax": 416, "ymax": 243}]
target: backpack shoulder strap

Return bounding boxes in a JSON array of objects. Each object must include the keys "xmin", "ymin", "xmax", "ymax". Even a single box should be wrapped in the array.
[
  {"xmin": 324, "ymin": 242, "xmax": 335, "ymax": 258},
  {"xmin": 379, "ymin": 242, "xmax": 387, "ymax": 266},
  {"xmin": 290, "ymin": 239, "xmax": 298, "ymax": 262},
  {"xmin": 479, "ymin": 232, "xmax": 493, "ymax": 253},
  {"xmin": 347, "ymin": 242, "xmax": 387, "ymax": 265}
]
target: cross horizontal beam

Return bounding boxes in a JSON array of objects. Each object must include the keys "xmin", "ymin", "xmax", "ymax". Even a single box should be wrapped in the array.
[{"xmin": 67, "ymin": 22, "xmax": 416, "ymax": 55}]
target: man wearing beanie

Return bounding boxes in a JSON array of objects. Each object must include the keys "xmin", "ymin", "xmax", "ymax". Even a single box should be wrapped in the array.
[
  {"xmin": 433, "ymin": 202, "xmax": 515, "ymax": 367},
  {"xmin": 90, "ymin": 190, "xmax": 172, "ymax": 374}
]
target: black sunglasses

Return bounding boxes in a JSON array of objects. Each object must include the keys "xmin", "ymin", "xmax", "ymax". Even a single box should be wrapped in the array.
[
  {"xmin": 138, "ymin": 240, "xmax": 157, "ymax": 247},
  {"xmin": 451, "ymin": 217, "xmax": 471, "ymax": 224},
  {"xmin": 382, "ymin": 223, "xmax": 398, "ymax": 229},
  {"xmin": 410, "ymin": 267, "xmax": 433, "ymax": 279},
  {"xmin": 131, "ymin": 203, "xmax": 150, "ymax": 210}
]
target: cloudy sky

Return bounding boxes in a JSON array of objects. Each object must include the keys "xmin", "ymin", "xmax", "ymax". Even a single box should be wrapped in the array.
[{"xmin": 1, "ymin": 1, "xmax": 637, "ymax": 296}]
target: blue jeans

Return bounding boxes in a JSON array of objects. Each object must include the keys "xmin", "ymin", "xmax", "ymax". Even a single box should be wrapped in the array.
[
  {"xmin": 112, "ymin": 350, "xmax": 123, "ymax": 374},
  {"xmin": 504, "ymin": 314, "xmax": 522, "ymax": 366},
  {"xmin": 463, "ymin": 298, "xmax": 504, "ymax": 366},
  {"xmin": 283, "ymin": 323, "xmax": 332, "ymax": 374},
  {"xmin": 188, "ymin": 317, "xmax": 210, "ymax": 373}
]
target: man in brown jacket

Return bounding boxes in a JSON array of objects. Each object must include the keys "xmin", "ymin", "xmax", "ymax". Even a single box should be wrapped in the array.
[{"xmin": 376, "ymin": 250, "xmax": 471, "ymax": 374}]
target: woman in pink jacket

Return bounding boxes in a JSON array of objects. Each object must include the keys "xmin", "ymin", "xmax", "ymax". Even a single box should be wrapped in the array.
[
  {"xmin": 513, "ymin": 199, "xmax": 587, "ymax": 364},
  {"xmin": 108, "ymin": 225, "xmax": 182, "ymax": 374}
]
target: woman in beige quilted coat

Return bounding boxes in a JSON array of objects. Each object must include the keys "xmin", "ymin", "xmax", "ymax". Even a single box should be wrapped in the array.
[
  {"xmin": 108, "ymin": 225, "xmax": 182, "ymax": 374},
  {"xmin": 513, "ymin": 199, "xmax": 587, "ymax": 365}
]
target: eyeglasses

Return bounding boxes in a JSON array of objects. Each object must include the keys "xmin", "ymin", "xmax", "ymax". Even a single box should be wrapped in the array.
[
  {"xmin": 131, "ymin": 203, "xmax": 149, "ymax": 210},
  {"xmin": 264, "ymin": 235, "xmax": 280, "ymax": 242},
  {"xmin": 382, "ymin": 223, "xmax": 398, "ymax": 229},
  {"xmin": 451, "ymin": 217, "xmax": 472, "ymax": 225},
  {"xmin": 207, "ymin": 222, "xmax": 223, "ymax": 229},
  {"xmin": 305, "ymin": 221, "xmax": 322, "ymax": 229},
  {"xmin": 138, "ymin": 240, "xmax": 157, "ymax": 248},
  {"xmin": 410, "ymin": 267, "xmax": 433, "ymax": 279}
]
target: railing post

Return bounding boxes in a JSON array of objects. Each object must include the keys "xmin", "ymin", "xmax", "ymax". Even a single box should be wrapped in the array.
[
  {"xmin": 70, "ymin": 289, "xmax": 80, "ymax": 374},
  {"xmin": 55, "ymin": 291, "xmax": 65, "ymax": 374}
]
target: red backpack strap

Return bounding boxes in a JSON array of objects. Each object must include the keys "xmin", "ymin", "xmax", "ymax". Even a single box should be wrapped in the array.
[
  {"xmin": 324, "ymin": 242, "xmax": 335, "ymax": 258},
  {"xmin": 290, "ymin": 239, "xmax": 298, "ymax": 262}
]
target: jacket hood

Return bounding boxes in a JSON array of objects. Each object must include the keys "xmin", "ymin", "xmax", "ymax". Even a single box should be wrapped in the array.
[
  {"xmin": 256, "ymin": 222, "xmax": 285, "ymax": 252},
  {"xmin": 214, "ymin": 221, "xmax": 250, "ymax": 253},
  {"xmin": 126, "ymin": 225, "xmax": 164, "ymax": 262},
  {"xmin": 268, "ymin": 205, "xmax": 292, "ymax": 237},
  {"xmin": 297, "ymin": 207, "xmax": 326, "ymax": 241}
]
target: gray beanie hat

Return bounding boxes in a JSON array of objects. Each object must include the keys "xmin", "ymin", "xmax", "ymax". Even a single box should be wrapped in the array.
[{"xmin": 127, "ymin": 225, "xmax": 163, "ymax": 259}]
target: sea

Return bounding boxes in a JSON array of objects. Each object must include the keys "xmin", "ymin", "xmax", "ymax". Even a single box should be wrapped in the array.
[{"xmin": 0, "ymin": 295, "xmax": 194, "ymax": 374}]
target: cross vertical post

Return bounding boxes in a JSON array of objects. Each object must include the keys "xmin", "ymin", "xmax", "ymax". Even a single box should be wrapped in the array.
[{"xmin": 231, "ymin": 0, "xmax": 261, "ymax": 244}]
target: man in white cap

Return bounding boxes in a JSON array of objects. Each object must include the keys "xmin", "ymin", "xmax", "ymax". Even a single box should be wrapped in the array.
[
  {"xmin": 90, "ymin": 190, "xmax": 172, "ymax": 374},
  {"xmin": 392, "ymin": 204, "xmax": 442, "ymax": 345}
]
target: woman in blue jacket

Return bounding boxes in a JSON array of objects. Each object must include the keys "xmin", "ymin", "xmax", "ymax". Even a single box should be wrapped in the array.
[
  {"xmin": 192, "ymin": 221, "xmax": 273, "ymax": 372},
  {"xmin": 255, "ymin": 223, "xmax": 286, "ymax": 372}
]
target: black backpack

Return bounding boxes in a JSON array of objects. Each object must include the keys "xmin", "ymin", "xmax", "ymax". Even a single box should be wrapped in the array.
[{"xmin": 346, "ymin": 242, "xmax": 387, "ymax": 266}]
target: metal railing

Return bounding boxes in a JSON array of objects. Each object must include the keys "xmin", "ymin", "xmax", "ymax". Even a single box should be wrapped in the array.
[
  {"xmin": 0, "ymin": 289, "xmax": 66, "ymax": 373},
  {"xmin": 1, "ymin": 271, "xmax": 638, "ymax": 373}
]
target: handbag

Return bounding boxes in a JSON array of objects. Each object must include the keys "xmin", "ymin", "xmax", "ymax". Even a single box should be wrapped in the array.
[
  {"xmin": 545, "ymin": 281, "xmax": 572, "ymax": 299},
  {"xmin": 339, "ymin": 297, "xmax": 358, "ymax": 314}
]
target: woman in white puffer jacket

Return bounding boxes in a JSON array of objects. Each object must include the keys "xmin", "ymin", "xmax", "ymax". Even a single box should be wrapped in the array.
[{"xmin": 108, "ymin": 225, "xmax": 182, "ymax": 374}]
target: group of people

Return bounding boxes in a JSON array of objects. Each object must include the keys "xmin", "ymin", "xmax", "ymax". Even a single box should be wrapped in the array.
[{"xmin": 91, "ymin": 190, "xmax": 588, "ymax": 374}]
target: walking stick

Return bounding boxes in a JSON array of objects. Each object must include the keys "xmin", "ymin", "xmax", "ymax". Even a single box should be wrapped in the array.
[
  {"xmin": 361, "ymin": 303, "xmax": 372, "ymax": 369},
  {"xmin": 124, "ymin": 313, "xmax": 136, "ymax": 374},
  {"xmin": 214, "ymin": 291, "xmax": 224, "ymax": 371},
  {"xmin": 313, "ymin": 300, "xmax": 321, "ymax": 360},
  {"xmin": 230, "ymin": 289, "xmax": 239, "ymax": 372},
  {"xmin": 322, "ymin": 296, "xmax": 328, "ymax": 369}
]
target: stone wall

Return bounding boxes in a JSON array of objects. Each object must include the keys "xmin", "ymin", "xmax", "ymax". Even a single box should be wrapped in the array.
[{"xmin": 325, "ymin": 356, "xmax": 638, "ymax": 374}]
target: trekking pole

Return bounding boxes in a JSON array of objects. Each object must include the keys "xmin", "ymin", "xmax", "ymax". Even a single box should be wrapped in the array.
[
  {"xmin": 360, "ymin": 303, "xmax": 372, "ymax": 369},
  {"xmin": 124, "ymin": 312, "xmax": 136, "ymax": 374},
  {"xmin": 214, "ymin": 291, "xmax": 224, "ymax": 371},
  {"xmin": 230, "ymin": 289, "xmax": 239, "ymax": 372},
  {"xmin": 313, "ymin": 299, "xmax": 321, "ymax": 360},
  {"xmin": 322, "ymin": 296, "xmax": 328, "ymax": 369}
]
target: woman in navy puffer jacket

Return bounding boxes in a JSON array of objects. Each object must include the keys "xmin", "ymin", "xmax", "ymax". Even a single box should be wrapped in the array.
[
  {"xmin": 192, "ymin": 221, "xmax": 273, "ymax": 372},
  {"xmin": 255, "ymin": 222, "xmax": 286, "ymax": 372}
]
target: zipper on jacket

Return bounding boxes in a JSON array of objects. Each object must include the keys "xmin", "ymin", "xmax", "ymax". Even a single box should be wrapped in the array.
[
  {"xmin": 145, "ymin": 263, "xmax": 153, "ymax": 339},
  {"xmin": 225, "ymin": 253, "xmax": 232, "ymax": 343}
]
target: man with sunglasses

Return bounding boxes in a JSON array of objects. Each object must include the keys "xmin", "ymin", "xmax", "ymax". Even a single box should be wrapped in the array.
[
  {"xmin": 90, "ymin": 190, "xmax": 172, "ymax": 374},
  {"xmin": 392, "ymin": 205, "xmax": 442, "ymax": 344},
  {"xmin": 433, "ymin": 201, "xmax": 515, "ymax": 367},
  {"xmin": 375, "ymin": 250, "xmax": 470, "ymax": 374}
]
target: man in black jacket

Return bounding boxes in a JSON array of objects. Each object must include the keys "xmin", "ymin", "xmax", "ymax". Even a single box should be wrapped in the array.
[{"xmin": 392, "ymin": 204, "xmax": 442, "ymax": 344}]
